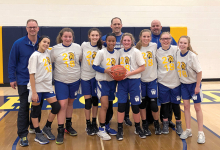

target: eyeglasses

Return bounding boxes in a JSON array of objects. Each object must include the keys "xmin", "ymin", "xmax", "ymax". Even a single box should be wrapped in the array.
[
  {"xmin": 27, "ymin": 26, "xmax": 38, "ymax": 29},
  {"xmin": 160, "ymin": 38, "xmax": 171, "ymax": 41}
]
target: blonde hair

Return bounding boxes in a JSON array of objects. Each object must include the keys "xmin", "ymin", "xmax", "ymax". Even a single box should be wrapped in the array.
[
  {"xmin": 56, "ymin": 28, "xmax": 74, "ymax": 44},
  {"xmin": 178, "ymin": 36, "xmax": 198, "ymax": 55},
  {"xmin": 136, "ymin": 29, "xmax": 151, "ymax": 50},
  {"xmin": 160, "ymin": 31, "xmax": 172, "ymax": 39},
  {"xmin": 120, "ymin": 33, "xmax": 135, "ymax": 48}
]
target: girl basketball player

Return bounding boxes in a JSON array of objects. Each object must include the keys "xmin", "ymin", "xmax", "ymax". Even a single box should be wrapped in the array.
[
  {"xmin": 177, "ymin": 36, "xmax": 205, "ymax": 144},
  {"xmin": 116, "ymin": 33, "xmax": 146, "ymax": 140},
  {"xmin": 92, "ymin": 33, "xmax": 119, "ymax": 140},
  {"xmin": 81, "ymin": 28, "xmax": 102, "ymax": 135},
  {"xmin": 156, "ymin": 32, "xmax": 183, "ymax": 135},
  {"xmin": 50, "ymin": 28, "xmax": 82, "ymax": 144},
  {"xmin": 136, "ymin": 29, "xmax": 161, "ymax": 135},
  {"xmin": 28, "ymin": 36, "xmax": 60, "ymax": 144}
]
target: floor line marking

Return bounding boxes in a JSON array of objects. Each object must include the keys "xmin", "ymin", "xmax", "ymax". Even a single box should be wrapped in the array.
[{"xmin": 97, "ymin": 117, "xmax": 104, "ymax": 150}]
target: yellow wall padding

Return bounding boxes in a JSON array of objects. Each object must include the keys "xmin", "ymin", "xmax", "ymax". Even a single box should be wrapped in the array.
[{"xmin": 170, "ymin": 27, "xmax": 187, "ymax": 43}]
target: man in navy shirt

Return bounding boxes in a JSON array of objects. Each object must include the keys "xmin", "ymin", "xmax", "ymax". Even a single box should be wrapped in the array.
[
  {"xmin": 8, "ymin": 19, "xmax": 42, "ymax": 146},
  {"xmin": 102, "ymin": 17, "xmax": 132, "ymax": 129}
]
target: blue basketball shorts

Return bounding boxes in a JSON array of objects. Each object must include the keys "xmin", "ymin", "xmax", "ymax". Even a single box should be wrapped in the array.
[
  {"xmin": 28, "ymin": 91, "xmax": 55, "ymax": 103},
  {"xmin": 96, "ymin": 80, "xmax": 116, "ymax": 101},
  {"xmin": 81, "ymin": 78, "xmax": 97, "ymax": 97},
  {"xmin": 141, "ymin": 79, "xmax": 158, "ymax": 99}
]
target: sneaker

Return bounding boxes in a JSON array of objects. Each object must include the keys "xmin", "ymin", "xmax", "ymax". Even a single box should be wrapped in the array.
[
  {"xmin": 42, "ymin": 126, "xmax": 55, "ymax": 140},
  {"xmin": 97, "ymin": 127, "xmax": 111, "ymax": 140},
  {"xmin": 169, "ymin": 121, "xmax": 175, "ymax": 128},
  {"xmin": 134, "ymin": 126, "xmax": 146, "ymax": 139},
  {"xmin": 176, "ymin": 121, "xmax": 183, "ymax": 135},
  {"xmin": 86, "ymin": 123, "xmax": 95, "ymax": 136},
  {"xmin": 143, "ymin": 123, "xmax": 152, "ymax": 136},
  {"xmin": 20, "ymin": 137, "xmax": 29, "ymax": 147},
  {"xmin": 124, "ymin": 117, "xmax": 132, "ymax": 126},
  {"xmin": 92, "ymin": 122, "xmax": 99, "ymax": 134},
  {"xmin": 116, "ymin": 127, "xmax": 123, "ymax": 141},
  {"xmin": 29, "ymin": 128, "xmax": 35, "ymax": 134},
  {"xmin": 154, "ymin": 121, "xmax": 161, "ymax": 135},
  {"xmin": 105, "ymin": 123, "xmax": 117, "ymax": 135},
  {"xmin": 65, "ymin": 122, "xmax": 77, "ymax": 136},
  {"xmin": 197, "ymin": 132, "xmax": 205, "ymax": 144},
  {"xmin": 180, "ymin": 129, "xmax": 192, "ymax": 139},
  {"xmin": 56, "ymin": 128, "xmax": 65, "ymax": 145},
  {"xmin": 162, "ymin": 121, "xmax": 169, "ymax": 134},
  {"xmin": 34, "ymin": 132, "xmax": 49, "ymax": 145}
]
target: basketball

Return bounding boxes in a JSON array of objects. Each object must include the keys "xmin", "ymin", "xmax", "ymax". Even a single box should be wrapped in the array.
[{"xmin": 111, "ymin": 65, "xmax": 127, "ymax": 81}]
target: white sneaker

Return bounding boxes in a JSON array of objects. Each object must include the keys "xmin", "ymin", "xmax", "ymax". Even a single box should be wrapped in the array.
[
  {"xmin": 197, "ymin": 132, "xmax": 205, "ymax": 144},
  {"xmin": 29, "ymin": 128, "xmax": 35, "ymax": 134},
  {"xmin": 180, "ymin": 129, "xmax": 192, "ymax": 139},
  {"xmin": 97, "ymin": 127, "xmax": 111, "ymax": 140}
]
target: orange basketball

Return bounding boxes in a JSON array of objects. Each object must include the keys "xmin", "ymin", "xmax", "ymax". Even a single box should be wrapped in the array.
[{"xmin": 111, "ymin": 65, "xmax": 127, "ymax": 81}]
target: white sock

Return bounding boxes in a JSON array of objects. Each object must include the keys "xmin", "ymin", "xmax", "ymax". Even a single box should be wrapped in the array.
[{"xmin": 186, "ymin": 129, "xmax": 191, "ymax": 132}]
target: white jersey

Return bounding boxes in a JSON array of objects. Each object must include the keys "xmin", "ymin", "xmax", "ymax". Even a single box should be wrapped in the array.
[
  {"xmin": 81, "ymin": 42, "xmax": 102, "ymax": 80},
  {"xmin": 27, "ymin": 50, "xmax": 53, "ymax": 92},
  {"xmin": 50, "ymin": 43, "xmax": 82, "ymax": 83},
  {"xmin": 93, "ymin": 48, "xmax": 120, "ymax": 81},
  {"xmin": 119, "ymin": 47, "xmax": 145, "ymax": 79},
  {"xmin": 139, "ymin": 42, "xmax": 157, "ymax": 82},
  {"xmin": 156, "ymin": 45, "xmax": 180, "ymax": 89},
  {"xmin": 176, "ymin": 50, "xmax": 202, "ymax": 84}
]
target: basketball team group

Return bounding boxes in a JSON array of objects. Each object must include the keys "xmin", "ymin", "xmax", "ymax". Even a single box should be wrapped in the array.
[{"xmin": 7, "ymin": 17, "xmax": 205, "ymax": 147}]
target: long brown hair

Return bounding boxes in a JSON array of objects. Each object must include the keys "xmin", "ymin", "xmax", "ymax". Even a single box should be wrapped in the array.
[
  {"xmin": 136, "ymin": 29, "xmax": 151, "ymax": 50},
  {"xmin": 56, "ymin": 28, "xmax": 74, "ymax": 44},
  {"xmin": 178, "ymin": 36, "xmax": 197, "ymax": 55},
  {"xmin": 88, "ymin": 28, "xmax": 103, "ymax": 50}
]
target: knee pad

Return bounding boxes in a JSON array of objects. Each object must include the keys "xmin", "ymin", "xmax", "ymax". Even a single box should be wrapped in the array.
[
  {"xmin": 172, "ymin": 103, "xmax": 181, "ymax": 120},
  {"xmin": 131, "ymin": 105, "xmax": 140, "ymax": 114},
  {"xmin": 92, "ymin": 96, "xmax": 98, "ymax": 106},
  {"xmin": 161, "ymin": 103, "xmax": 169, "ymax": 119},
  {"xmin": 118, "ymin": 103, "xmax": 126, "ymax": 113},
  {"xmin": 51, "ymin": 101, "xmax": 61, "ymax": 114},
  {"xmin": 139, "ymin": 97, "xmax": 146, "ymax": 109},
  {"xmin": 31, "ymin": 105, "xmax": 41, "ymax": 118},
  {"xmin": 85, "ymin": 98, "xmax": 92, "ymax": 110},
  {"xmin": 150, "ymin": 98, "xmax": 158, "ymax": 112}
]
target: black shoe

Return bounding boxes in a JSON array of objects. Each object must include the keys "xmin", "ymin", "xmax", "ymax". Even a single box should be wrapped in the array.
[
  {"xmin": 92, "ymin": 122, "xmax": 99, "ymax": 134},
  {"xmin": 86, "ymin": 123, "xmax": 95, "ymax": 136},
  {"xmin": 134, "ymin": 126, "xmax": 146, "ymax": 139},
  {"xmin": 154, "ymin": 121, "xmax": 161, "ymax": 135},
  {"xmin": 56, "ymin": 128, "xmax": 65, "ymax": 145},
  {"xmin": 143, "ymin": 123, "xmax": 152, "ymax": 136},
  {"xmin": 124, "ymin": 117, "xmax": 132, "ymax": 126},
  {"xmin": 65, "ymin": 122, "xmax": 77, "ymax": 136},
  {"xmin": 169, "ymin": 121, "xmax": 175, "ymax": 128},
  {"xmin": 116, "ymin": 127, "xmax": 123, "ymax": 141}
]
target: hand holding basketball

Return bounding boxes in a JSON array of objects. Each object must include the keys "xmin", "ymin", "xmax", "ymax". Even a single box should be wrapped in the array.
[{"xmin": 111, "ymin": 65, "xmax": 127, "ymax": 81}]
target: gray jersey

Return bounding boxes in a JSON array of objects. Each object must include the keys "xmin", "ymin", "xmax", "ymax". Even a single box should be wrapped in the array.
[
  {"xmin": 93, "ymin": 48, "xmax": 120, "ymax": 81},
  {"xmin": 27, "ymin": 50, "xmax": 53, "ymax": 92},
  {"xmin": 176, "ymin": 50, "xmax": 202, "ymax": 84},
  {"xmin": 119, "ymin": 47, "xmax": 145, "ymax": 79},
  {"xmin": 156, "ymin": 45, "xmax": 180, "ymax": 89},
  {"xmin": 50, "ymin": 43, "xmax": 82, "ymax": 83},
  {"xmin": 140, "ymin": 42, "xmax": 157, "ymax": 82}
]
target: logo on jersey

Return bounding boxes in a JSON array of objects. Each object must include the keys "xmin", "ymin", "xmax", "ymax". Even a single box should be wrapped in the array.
[
  {"xmin": 68, "ymin": 52, "xmax": 74, "ymax": 60},
  {"xmin": 176, "ymin": 96, "xmax": 181, "ymax": 101},
  {"xmin": 135, "ymin": 96, "xmax": 140, "ymax": 102},
  {"xmin": 151, "ymin": 89, "xmax": 156, "ymax": 95},
  {"xmin": 92, "ymin": 51, "xmax": 97, "ymax": 59},
  {"xmin": 46, "ymin": 57, "xmax": 51, "ymax": 65},
  {"xmin": 147, "ymin": 51, "xmax": 152, "ymax": 59},
  {"xmin": 192, "ymin": 94, "xmax": 197, "ymax": 100},
  {"xmin": 125, "ymin": 56, "xmax": 130, "ymax": 64},
  {"xmin": 111, "ymin": 58, "xmax": 116, "ymax": 66},
  {"xmin": 168, "ymin": 55, "xmax": 174, "ymax": 63},
  {"xmin": 181, "ymin": 62, "xmax": 186, "ymax": 70}
]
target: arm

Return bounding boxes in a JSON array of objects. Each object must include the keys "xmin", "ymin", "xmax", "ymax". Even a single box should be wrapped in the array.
[
  {"xmin": 125, "ymin": 64, "xmax": 145, "ymax": 78},
  {"xmin": 195, "ymin": 71, "xmax": 202, "ymax": 94},
  {"xmin": 29, "ymin": 74, "xmax": 39, "ymax": 102}
]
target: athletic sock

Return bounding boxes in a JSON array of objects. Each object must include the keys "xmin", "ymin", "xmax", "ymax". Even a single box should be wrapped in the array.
[
  {"xmin": 45, "ymin": 120, "xmax": 52, "ymax": 128},
  {"xmin": 66, "ymin": 118, "xmax": 72, "ymax": 123},
  {"xmin": 142, "ymin": 119, "xmax": 147, "ymax": 125},
  {"xmin": 35, "ymin": 127, "xmax": 41, "ymax": 133},
  {"xmin": 58, "ymin": 124, "xmax": 64, "ymax": 129},
  {"xmin": 92, "ymin": 118, "xmax": 96, "ymax": 124}
]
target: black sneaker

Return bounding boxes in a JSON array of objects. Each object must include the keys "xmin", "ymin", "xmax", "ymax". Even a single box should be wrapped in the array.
[
  {"xmin": 65, "ymin": 122, "xmax": 77, "ymax": 136},
  {"xmin": 162, "ymin": 121, "xmax": 169, "ymax": 134},
  {"xmin": 92, "ymin": 123, "xmax": 99, "ymax": 134},
  {"xmin": 86, "ymin": 123, "xmax": 95, "ymax": 136},
  {"xmin": 20, "ymin": 137, "xmax": 29, "ymax": 147},
  {"xmin": 56, "ymin": 128, "xmax": 65, "ymax": 145},
  {"xmin": 116, "ymin": 127, "xmax": 123, "ymax": 141},
  {"xmin": 124, "ymin": 117, "xmax": 132, "ymax": 126},
  {"xmin": 154, "ymin": 121, "xmax": 161, "ymax": 135},
  {"xmin": 134, "ymin": 126, "xmax": 146, "ymax": 139},
  {"xmin": 169, "ymin": 121, "xmax": 175, "ymax": 128},
  {"xmin": 143, "ymin": 123, "xmax": 152, "ymax": 136}
]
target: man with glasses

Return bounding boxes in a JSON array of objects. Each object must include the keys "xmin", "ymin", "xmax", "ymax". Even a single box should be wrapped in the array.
[
  {"xmin": 8, "ymin": 19, "xmax": 42, "ymax": 146},
  {"xmin": 149, "ymin": 20, "xmax": 177, "ymax": 128}
]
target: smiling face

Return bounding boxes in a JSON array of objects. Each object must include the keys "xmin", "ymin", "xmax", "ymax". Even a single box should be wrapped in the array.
[
  {"xmin": 26, "ymin": 21, "xmax": 39, "ymax": 36},
  {"xmin": 88, "ymin": 30, "xmax": 100, "ymax": 45},
  {"xmin": 178, "ymin": 37, "xmax": 189, "ymax": 52},
  {"xmin": 122, "ymin": 36, "xmax": 132, "ymax": 50},
  {"xmin": 160, "ymin": 33, "xmax": 172, "ymax": 49},
  {"xmin": 150, "ymin": 20, "xmax": 162, "ymax": 35},
  {"xmin": 61, "ymin": 31, "xmax": 73, "ymax": 46},
  {"xmin": 38, "ymin": 38, "xmax": 50, "ymax": 52},
  {"xmin": 106, "ymin": 35, "xmax": 116, "ymax": 51},
  {"xmin": 140, "ymin": 31, "xmax": 151, "ymax": 47},
  {"xmin": 111, "ymin": 18, "xmax": 122, "ymax": 36}
]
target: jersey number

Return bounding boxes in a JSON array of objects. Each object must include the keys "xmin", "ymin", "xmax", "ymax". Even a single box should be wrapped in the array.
[{"xmin": 62, "ymin": 53, "xmax": 75, "ymax": 67}]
